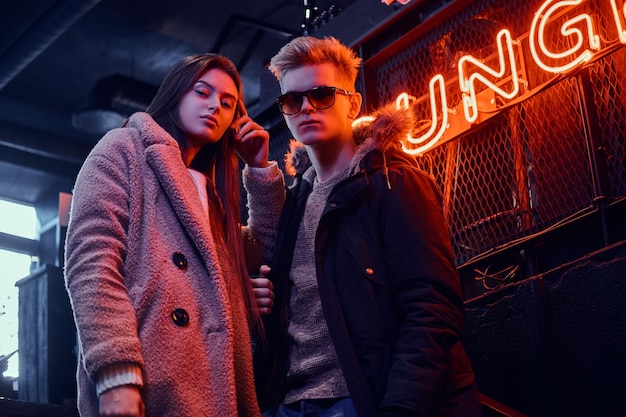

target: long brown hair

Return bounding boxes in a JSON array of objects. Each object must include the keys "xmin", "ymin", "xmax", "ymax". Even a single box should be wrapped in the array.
[{"xmin": 146, "ymin": 53, "xmax": 261, "ymax": 333}]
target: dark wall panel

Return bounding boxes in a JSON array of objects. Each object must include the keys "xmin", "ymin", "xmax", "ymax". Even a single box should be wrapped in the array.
[{"xmin": 464, "ymin": 242, "xmax": 626, "ymax": 417}]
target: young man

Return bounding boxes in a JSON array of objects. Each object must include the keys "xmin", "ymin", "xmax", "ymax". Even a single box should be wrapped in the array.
[{"xmin": 253, "ymin": 36, "xmax": 481, "ymax": 417}]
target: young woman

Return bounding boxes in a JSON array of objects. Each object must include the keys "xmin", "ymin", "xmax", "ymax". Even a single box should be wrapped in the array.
[{"xmin": 64, "ymin": 53, "xmax": 284, "ymax": 417}]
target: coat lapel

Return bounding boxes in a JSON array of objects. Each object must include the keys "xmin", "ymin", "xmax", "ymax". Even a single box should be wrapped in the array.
[
  {"xmin": 129, "ymin": 113, "xmax": 227, "ymax": 292},
  {"xmin": 146, "ymin": 142, "xmax": 212, "ymax": 245}
]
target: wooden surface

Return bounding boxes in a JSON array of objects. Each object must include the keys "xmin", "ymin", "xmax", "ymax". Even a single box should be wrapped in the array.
[{"xmin": 15, "ymin": 264, "xmax": 77, "ymax": 406}]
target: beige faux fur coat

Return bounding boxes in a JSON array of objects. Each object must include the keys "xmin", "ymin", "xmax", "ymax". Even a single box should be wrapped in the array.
[{"xmin": 64, "ymin": 112, "xmax": 284, "ymax": 416}]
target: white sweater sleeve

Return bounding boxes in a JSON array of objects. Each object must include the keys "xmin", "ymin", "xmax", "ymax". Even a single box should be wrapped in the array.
[
  {"xmin": 242, "ymin": 161, "xmax": 285, "ymax": 265},
  {"xmin": 96, "ymin": 363, "xmax": 144, "ymax": 396}
]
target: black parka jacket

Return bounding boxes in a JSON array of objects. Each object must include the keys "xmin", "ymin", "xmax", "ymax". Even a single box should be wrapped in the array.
[{"xmin": 254, "ymin": 105, "xmax": 480, "ymax": 417}]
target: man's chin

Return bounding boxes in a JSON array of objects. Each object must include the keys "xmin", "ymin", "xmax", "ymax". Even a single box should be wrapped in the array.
[{"xmin": 297, "ymin": 134, "xmax": 329, "ymax": 147}]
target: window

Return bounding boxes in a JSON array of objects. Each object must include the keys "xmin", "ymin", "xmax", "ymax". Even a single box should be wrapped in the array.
[{"xmin": 0, "ymin": 199, "xmax": 37, "ymax": 379}]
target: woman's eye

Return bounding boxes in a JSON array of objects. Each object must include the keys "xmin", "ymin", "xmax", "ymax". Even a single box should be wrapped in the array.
[
  {"xmin": 222, "ymin": 101, "xmax": 233, "ymax": 109},
  {"xmin": 195, "ymin": 89, "xmax": 209, "ymax": 97}
]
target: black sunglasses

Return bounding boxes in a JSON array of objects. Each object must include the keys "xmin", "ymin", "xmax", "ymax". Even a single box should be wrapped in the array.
[{"xmin": 276, "ymin": 86, "xmax": 353, "ymax": 115}]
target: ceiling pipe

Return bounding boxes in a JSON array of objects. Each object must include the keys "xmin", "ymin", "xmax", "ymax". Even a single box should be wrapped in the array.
[
  {"xmin": 0, "ymin": 0, "xmax": 103, "ymax": 91},
  {"xmin": 210, "ymin": 14, "xmax": 293, "ymax": 57},
  {"xmin": 72, "ymin": 74, "xmax": 159, "ymax": 134}
]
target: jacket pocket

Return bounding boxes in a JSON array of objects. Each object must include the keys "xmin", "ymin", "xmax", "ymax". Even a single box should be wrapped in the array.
[{"xmin": 344, "ymin": 226, "xmax": 389, "ymax": 290}]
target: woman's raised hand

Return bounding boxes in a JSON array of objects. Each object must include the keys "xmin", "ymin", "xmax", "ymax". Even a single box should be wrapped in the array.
[{"xmin": 232, "ymin": 114, "xmax": 270, "ymax": 168}]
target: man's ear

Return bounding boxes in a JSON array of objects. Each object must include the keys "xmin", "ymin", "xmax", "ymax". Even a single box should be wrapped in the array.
[{"xmin": 348, "ymin": 92, "xmax": 363, "ymax": 119}]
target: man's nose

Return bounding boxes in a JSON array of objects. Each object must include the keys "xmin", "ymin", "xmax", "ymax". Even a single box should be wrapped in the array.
[{"xmin": 300, "ymin": 96, "xmax": 315, "ymax": 113}]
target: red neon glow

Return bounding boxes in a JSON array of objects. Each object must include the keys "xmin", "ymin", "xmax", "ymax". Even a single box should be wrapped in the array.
[
  {"xmin": 611, "ymin": 0, "xmax": 626, "ymax": 43},
  {"xmin": 352, "ymin": 76, "xmax": 448, "ymax": 155},
  {"xmin": 360, "ymin": 0, "xmax": 623, "ymax": 156},
  {"xmin": 529, "ymin": 0, "xmax": 600, "ymax": 73},
  {"xmin": 402, "ymin": 75, "xmax": 449, "ymax": 155},
  {"xmin": 458, "ymin": 29, "xmax": 520, "ymax": 123}
]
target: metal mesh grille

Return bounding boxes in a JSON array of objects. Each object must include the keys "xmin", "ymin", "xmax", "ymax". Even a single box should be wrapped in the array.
[
  {"xmin": 588, "ymin": 48, "xmax": 626, "ymax": 198},
  {"xmin": 362, "ymin": 0, "xmax": 626, "ymax": 266}
]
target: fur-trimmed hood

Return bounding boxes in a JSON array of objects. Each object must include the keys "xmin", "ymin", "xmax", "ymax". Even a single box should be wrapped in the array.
[{"xmin": 284, "ymin": 103, "xmax": 415, "ymax": 177}]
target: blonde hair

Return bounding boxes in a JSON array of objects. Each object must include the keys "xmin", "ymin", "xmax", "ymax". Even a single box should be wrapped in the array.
[{"xmin": 268, "ymin": 36, "xmax": 362, "ymax": 87}]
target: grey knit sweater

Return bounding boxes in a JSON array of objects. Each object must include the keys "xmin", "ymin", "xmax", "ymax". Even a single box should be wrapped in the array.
[{"xmin": 283, "ymin": 165, "xmax": 351, "ymax": 404}]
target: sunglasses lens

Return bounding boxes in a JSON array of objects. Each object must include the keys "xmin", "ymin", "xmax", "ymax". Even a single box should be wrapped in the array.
[
  {"xmin": 277, "ymin": 87, "xmax": 339, "ymax": 114},
  {"xmin": 278, "ymin": 93, "xmax": 302, "ymax": 115},
  {"xmin": 308, "ymin": 87, "xmax": 336, "ymax": 110}
]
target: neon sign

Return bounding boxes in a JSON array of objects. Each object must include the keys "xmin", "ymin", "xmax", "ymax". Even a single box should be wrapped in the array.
[
  {"xmin": 611, "ymin": 0, "xmax": 626, "ymax": 43},
  {"xmin": 459, "ymin": 29, "xmax": 520, "ymax": 124},
  {"xmin": 529, "ymin": 0, "xmax": 601, "ymax": 73},
  {"xmin": 356, "ymin": 0, "xmax": 626, "ymax": 155},
  {"xmin": 401, "ymin": 75, "xmax": 448, "ymax": 154}
]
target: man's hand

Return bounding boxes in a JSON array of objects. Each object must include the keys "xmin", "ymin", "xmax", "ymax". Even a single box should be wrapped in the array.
[{"xmin": 251, "ymin": 264, "xmax": 275, "ymax": 316}]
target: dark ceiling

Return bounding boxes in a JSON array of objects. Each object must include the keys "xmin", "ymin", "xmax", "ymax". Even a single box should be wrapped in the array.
[{"xmin": 0, "ymin": 0, "xmax": 398, "ymax": 207}]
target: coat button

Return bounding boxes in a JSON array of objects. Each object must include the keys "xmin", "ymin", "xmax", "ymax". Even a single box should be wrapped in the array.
[
  {"xmin": 172, "ymin": 252, "xmax": 188, "ymax": 270},
  {"xmin": 365, "ymin": 267, "xmax": 374, "ymax": 275},
  {"xmin": 329, "ymin": 202, "xmax": 337, "ymax": 208},
  {"xmin": 171, "ymin": 308, "xmax": 189, "ymax": 327}
]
